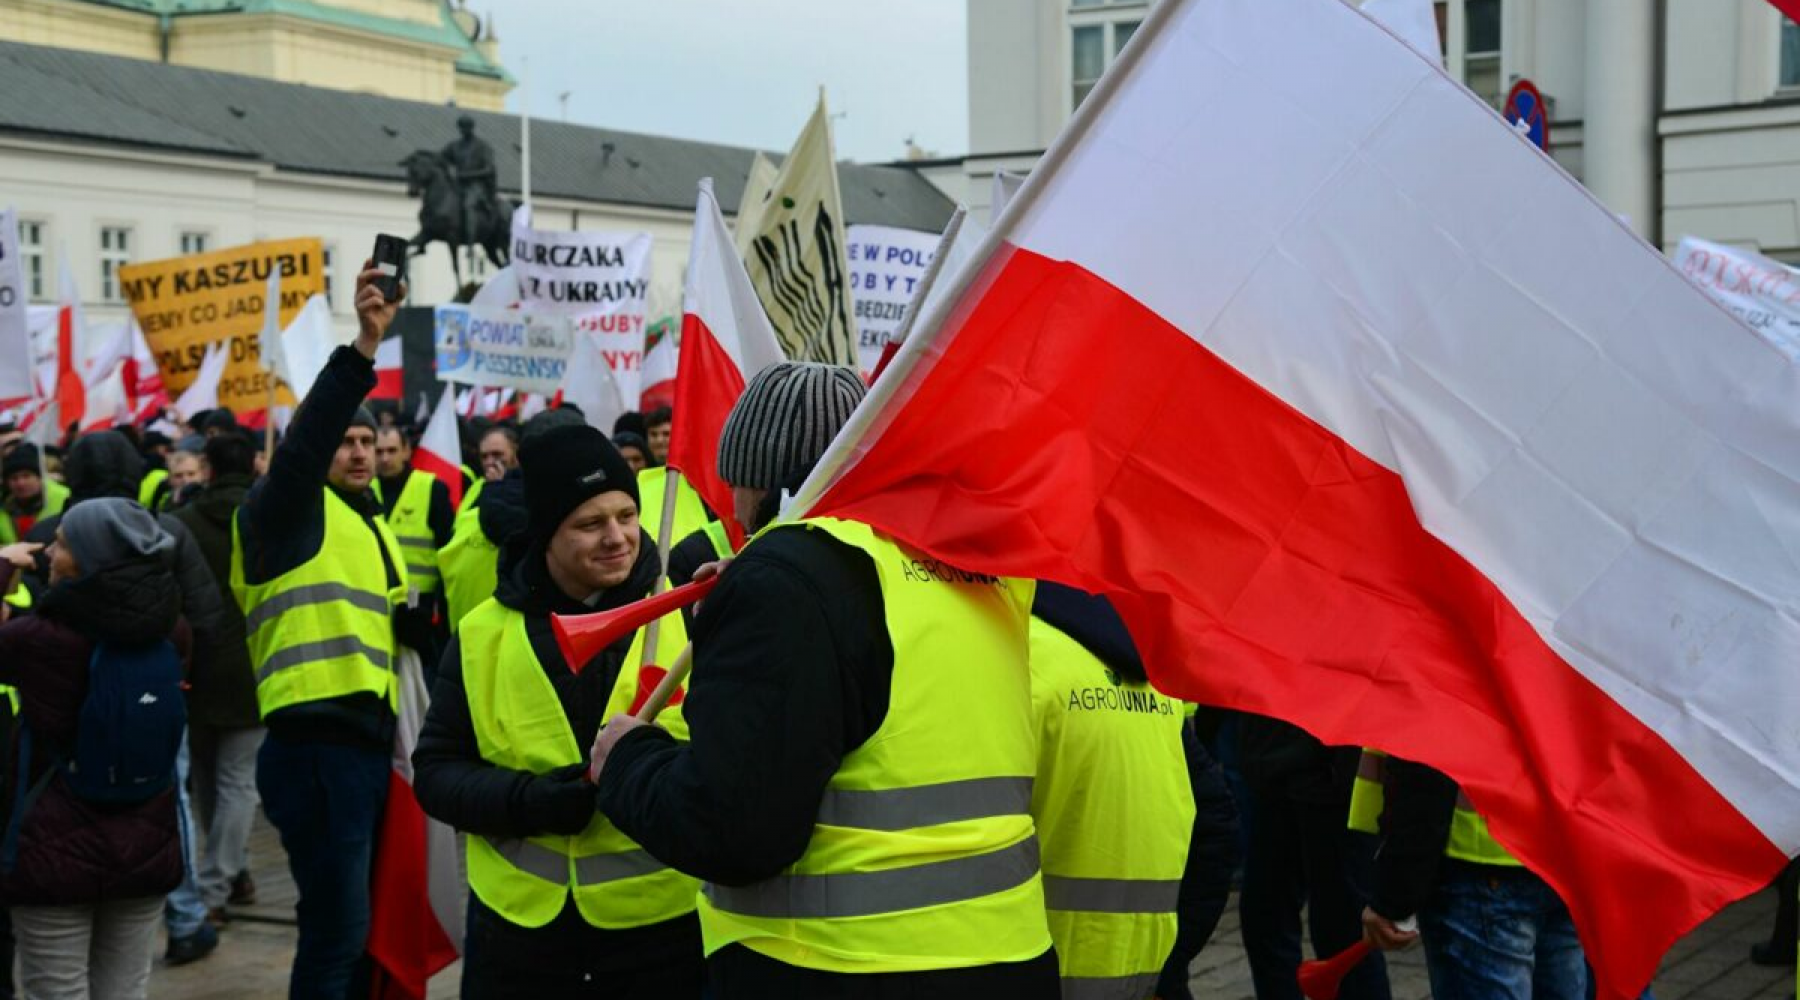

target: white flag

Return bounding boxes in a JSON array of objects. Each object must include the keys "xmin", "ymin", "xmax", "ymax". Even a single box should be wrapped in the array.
[{"xmin": 173, "ymin": 341, "xmax": 229, "ymax": 420}]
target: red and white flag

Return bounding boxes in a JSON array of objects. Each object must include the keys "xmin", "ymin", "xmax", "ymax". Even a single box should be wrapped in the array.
[
  {"xmin": 668, "ymin": 179, "xmax": 785, "ymax": 545},
  {"xmin": 639, "ymin": 318, "xmax": 678, "ymax": 411},
  {"xmin": 792, "ymin": 1, "xmax": 1799, "ymax": 996},
  {"xmin": 367, "ymin": 647, "xmax": 463, "ymax": 999},
  {"xmin": 1768, "ymin": 1, "xmax": 1800, "ymax": 25},
  {"xmin": 415, "ymin": 385, "xmax": 463, "ymax": 510},
  {"xmin": 173, "ymin": 341, "xmax": 228, "ymax": 421},
  {"xmin": 372, "ymin": 337, "xmax": 405, "ymax": 402}
]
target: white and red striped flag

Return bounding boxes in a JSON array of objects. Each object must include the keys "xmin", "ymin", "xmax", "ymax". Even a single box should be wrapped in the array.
[
  {"xmin": 790, "ymin": 1, "xmax": 1800, "ymax": 996},
  {"xmin": 372, "ymin": 337, "xmax": 405, "ymax": 402},
  {"xmin": 415, "ymin": 384, "xmax": 463, "ymax": 510},
  {"xmin": 668, "ymin": 179, "xmax": 785, "ymax": 545},
  {"xmin": 639, "ymin": 316, "xmax": 678, "ymax": 411}
]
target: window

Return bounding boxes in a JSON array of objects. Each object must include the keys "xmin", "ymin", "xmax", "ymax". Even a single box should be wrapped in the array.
[
  {"xmin": 1071, "ymin": 16, "xmax": 1143, "ymax": 109},
  {"xmin": 17, "ymin": 220, "xmax": 46, "ymax": 302},
  {"xmin": 1464, "ymin": 0, "xmax": 1502, "ymax": 105},
  {"xmin": 179, "ymin": 230, "xmax": 209, "ymax": 256},
  {"xmin": 99, "ymin": 226, "xmax": 131, "ymax": 303},
  {"xmin": 1783, "ymin": 18, "xmax": 1800, "ymax": 89}
]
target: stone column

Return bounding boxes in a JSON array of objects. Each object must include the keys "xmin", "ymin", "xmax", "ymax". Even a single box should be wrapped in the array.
[{"xmin": 1582, "ymin": 0, "xmax": 1658, "ymax": 238}]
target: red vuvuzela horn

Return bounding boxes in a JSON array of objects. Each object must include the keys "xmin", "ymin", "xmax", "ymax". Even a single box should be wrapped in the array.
[
  {"xmin": 551, "ymin": 577, "xmax": 718, "ymax": 674},
  {"xmin": 1298, "ymin": 941, "xmax": 1374, "ymax": 1000}
]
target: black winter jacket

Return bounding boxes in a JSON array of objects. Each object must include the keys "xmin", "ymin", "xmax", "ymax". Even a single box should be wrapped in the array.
[
  {"xmin": 169, "ymin": 473, "xmax": 260, "ymax": 729},
  {"xmin": 411, "ymin": 527, "xmax": 692, "ymax": 979}
]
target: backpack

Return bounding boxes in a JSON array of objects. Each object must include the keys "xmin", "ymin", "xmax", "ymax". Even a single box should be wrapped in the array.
[{"xmin": 61, "ymin": 639, "xmax": 186, "ymax": 804}]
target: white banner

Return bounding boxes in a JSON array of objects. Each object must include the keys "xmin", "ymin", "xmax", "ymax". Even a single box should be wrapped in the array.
[
  {"xmin": 510, "ymin": 208, "xmax": 653, "ymax": 405},
  {"xmin": 0, "ymin": 210, "xmax": 31, "ymax": 400},
  {"xmin": 846, "ymin": 224, "xmax": 941, "ymax": 376},
  {"xmin": 433, "ymin": 305, "xmax": 576, "ymax": 396},
  {"xmin": 1672, "ymin": 237, "xmax": 1800, "ymax": 362}
]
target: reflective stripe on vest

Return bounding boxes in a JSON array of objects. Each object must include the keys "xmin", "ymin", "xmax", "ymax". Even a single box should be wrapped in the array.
[
  {"xmin": 699, "ymin": 517, "xmax": 1051, "ymax": 974},
  {"xmin": 379, "ymin": 470, "xmax": 441, "ymax": 595},
  {"xmin": 1345, "ymin": 748, "xmax": 1521, "ymax": 867},
  {"xmin": 1029, "ymin": 618, "xmax": 1192, "ymax": 996},
  {"xmin": 231, "ymin": 487, "xmax": 402, "ymax": 717},
  {"xmin": 460, "ymin": 598, "xmax": 697, "ymax": 930}
]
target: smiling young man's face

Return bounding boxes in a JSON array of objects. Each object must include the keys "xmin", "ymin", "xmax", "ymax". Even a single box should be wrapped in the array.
[{"xmin": 547, "ymin": 491, "xmax": 641, "ymax": 597}]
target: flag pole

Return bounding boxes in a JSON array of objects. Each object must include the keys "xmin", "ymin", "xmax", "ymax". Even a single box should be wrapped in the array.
[
  {"xmin": 888, "ymin": 206, "xmax": 966, "ymax": 349},
  {"xmin": 263, "ymin": 378, "xmax": 277, "ymax": 464},
  {"xmin": 785, "ymin": 0, "xmax": 1180, "ymax": 522},
  {"xmin": 521, "ymin": 57, "xmax": 533, "ymax": 213}
]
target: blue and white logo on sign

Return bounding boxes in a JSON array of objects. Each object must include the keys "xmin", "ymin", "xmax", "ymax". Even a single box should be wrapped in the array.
[{"xmin": 436, "ymin": 307, "xmax": 472, "ymax": 372}]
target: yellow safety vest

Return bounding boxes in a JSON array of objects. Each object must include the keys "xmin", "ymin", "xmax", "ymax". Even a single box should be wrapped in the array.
[
  {"xmin": 375, "ymin": 470, "xmax": 442, "ymax": 596},
  {"xmin": 1347, "ymin": 750, "xmax": 1520, "ymax": 867},
  {"xmin": 4, "ymin": 575, "xmax": 32, "ymax": 611},
  {"xmin": 699, "ymin": 517, "xmax": 1052, "ymax": 973},
  {"xmin": 0, "ymin": 683, "xmax": 16, "ymax": 716},
  {"xmin": 1, "ymin": 479, "xmax": 70, "ymax": 546},
  {"xmin": 701, "ymin": 519, "xmax": 735, "ymax": 560},
  {"xmin": 1029, "ymin": 617, "xmax": 1193, "ymax": 1000},
  {"xmin": 459, "ymin": 475, "xmax": 484, "ymax": 515},
  {"xmin": 637, "ymin": 469, "xmax": 710, "ymax": 552},
  {"xmin": 138, "ymin": 469, "xmax": 169, "ymax": 511},
  {"xmin": 439, "ymin": 501, "xmax": 498, "ymax": 635},
  {"xmin": 230, "ymin": 487, "xmax": 405, "ymax": 718},
  {"xmin": 460, "ymin": 598, "xmax": 697, "ymax": 929}
]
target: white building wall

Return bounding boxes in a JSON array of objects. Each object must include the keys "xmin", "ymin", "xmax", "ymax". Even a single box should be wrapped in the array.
[{"xmin": 0, "ymin": 136, "xmax": 701, "ymax": 340}]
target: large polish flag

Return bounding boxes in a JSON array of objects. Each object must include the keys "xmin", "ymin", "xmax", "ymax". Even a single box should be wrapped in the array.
[
  {"xmin": 668, "ymin": 178, "xmax": 785, "ymax": 545},
  {"xmin": 791, "ymin": 0, "xmax": 1800, "ymax": 995}
]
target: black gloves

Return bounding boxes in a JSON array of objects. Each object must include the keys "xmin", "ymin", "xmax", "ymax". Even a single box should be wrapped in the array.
[{"xmin": 517, "ymin": 762, "xmax": 598, "ymax": 836}]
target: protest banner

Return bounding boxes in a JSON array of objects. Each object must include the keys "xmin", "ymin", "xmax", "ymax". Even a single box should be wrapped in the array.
[
  {"xmin": 845, "ymin": 224, "xmax": 940, "ymax": 376},
  {"xmin": 0, "ymin": 210, "xmax": 30, "ymax": 401},
  {"xmin": 434, "ymin": 304, "xmax": 576, "ymax": 397},
  {"xmin": 740, "ymin": 95, "xmax": 858, "ymax": 365},
  {"xmin": 1672, "ymin": 236, "xmax": 1800, "ymax": 361},
  {"xmin": 509, "ymin": 208, "xmax": 653, "ymax": 405},
  {"xmin": 119, "ymin": 238, "xmax": 325, "ymax": 414}
]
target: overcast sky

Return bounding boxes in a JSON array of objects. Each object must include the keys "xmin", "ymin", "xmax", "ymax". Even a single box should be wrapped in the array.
[{"xmin": 494, "ymin": 1, "xmax": 968, "ymax": 164}]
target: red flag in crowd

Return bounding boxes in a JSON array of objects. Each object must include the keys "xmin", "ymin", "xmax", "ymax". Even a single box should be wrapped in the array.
[
  {"xmin": 415, "ymin": 384, "xmax": 463, "ymax": 509},
  {"xmin": 667, "ymin": 178, "xmax": 785, "ymax": 546},
  {"xmin": 791, "ymin": 1, "xmax": 1800, "ymax": 997}
]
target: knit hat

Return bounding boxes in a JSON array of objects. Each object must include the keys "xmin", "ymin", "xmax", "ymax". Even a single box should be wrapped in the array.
[
  {"xmin": 520, "ymin": 424, "xmax": 640, "ymax": 535},
  {"xmin": 717, "ymin": 363, "xmax": 866, "ymax": 490},
  {"xmin": 60, "ymin": 498, "xmax": 175, "ymax": 576},
  {"xmin": 2, "ymin": 444, "xmax": 40, "ymax": 479},
  {"xmin": 349, "ymin": 406, "xmax": 378, "ymax": 432}
]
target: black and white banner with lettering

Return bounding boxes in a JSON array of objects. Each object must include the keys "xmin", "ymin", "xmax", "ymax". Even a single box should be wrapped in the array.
[
  {"xmin": 434, "ymin": 305, "xmax": 576, "ymax": 396},
  {"xmin": 510, "ymin": 208, "xmax": 653, "ymax": 405},
  {"xmin": 846, "ymin": 224, "xmax": 940, "ymax": 377},
  {"xmin": 0, "ymin": 209, "xmax": 31, "ymax": 401}
]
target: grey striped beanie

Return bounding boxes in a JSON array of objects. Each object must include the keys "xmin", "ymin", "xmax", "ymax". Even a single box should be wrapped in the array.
[{"xmin": 717, "ymin": 362, "xmax": 866, "ymax": 490}]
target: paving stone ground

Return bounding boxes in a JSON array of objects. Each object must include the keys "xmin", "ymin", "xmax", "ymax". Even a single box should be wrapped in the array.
[{"xmin": 149, "ymin": 816, "xmax": 1795, "ymax": 999}]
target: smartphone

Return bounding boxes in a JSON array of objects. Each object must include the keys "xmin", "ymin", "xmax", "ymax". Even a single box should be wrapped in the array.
[{"xmin": 371, "ymin": 234, "xmax": 409, "ymax": 303}]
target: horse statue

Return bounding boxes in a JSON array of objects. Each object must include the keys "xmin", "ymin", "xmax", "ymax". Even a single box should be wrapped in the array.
[{"xmin": 401, "ymin": 149, "xmax": 511, "ymax": 289}]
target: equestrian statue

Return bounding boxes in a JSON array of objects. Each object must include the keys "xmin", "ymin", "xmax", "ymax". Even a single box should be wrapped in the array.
[{"xmin": 403, "ymin": 115, "xmax": 511, "ymax": 288}]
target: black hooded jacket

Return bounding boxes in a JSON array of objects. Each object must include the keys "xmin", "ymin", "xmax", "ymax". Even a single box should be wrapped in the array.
[
  {"xmin": 22, "ymin": 431, "xmax": 227, "ymax": 665},
  {"xmin": 169, "ymin": 473, "xmax": 260, "ymax": 729},
  {"xmin": 411, "ymin": 526, "xmax": 705, "ymax": 981}
]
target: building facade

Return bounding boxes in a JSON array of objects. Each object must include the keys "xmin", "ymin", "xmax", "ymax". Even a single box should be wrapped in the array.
[
  {"xmin": 951, "ymin": 0, "xmax": 1800, "ymax": 259},
  {"xmin": 1, "ymin": 0, "xmax": 512, "ymax": 111},
  {"xmin": 0, "ymin": 40, "xmax": 954, "ymax": 342}
]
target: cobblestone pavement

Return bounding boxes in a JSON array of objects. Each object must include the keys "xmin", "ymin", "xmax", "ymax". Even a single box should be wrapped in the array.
[{"xmin": 149, "ymin": 817, "xmax": 1795, "ymax": 999}]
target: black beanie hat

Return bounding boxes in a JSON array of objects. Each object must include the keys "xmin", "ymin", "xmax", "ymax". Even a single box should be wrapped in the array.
[
  {"xmin": 2, "ymin": 444, "xmax": 40, "ymax": 479},
  {"xmin": 521, "ymin": 424, "xmax": 640, "ymax": 534}
]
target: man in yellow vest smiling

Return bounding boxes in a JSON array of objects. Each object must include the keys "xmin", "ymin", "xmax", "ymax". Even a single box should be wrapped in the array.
[
  {"xmin": 413, "ymin": 421, "xmax": 699, "ymax": 998},
  {"xmin": 592, "ymin": 362, "xmax": 1059, "ymax": 999},
  {"xmin": 231, "ymin": 262, "xmax": 423, "ymax": 998}
]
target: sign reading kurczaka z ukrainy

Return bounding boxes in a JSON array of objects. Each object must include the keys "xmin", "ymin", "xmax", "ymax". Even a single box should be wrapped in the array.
[
  {"xmin": 119, "ymin": 239, "xmax": 325, "ymax": 413},
  {"xmin": 509, "ymin": 209, "xmax": 653, "ymax": 405}
]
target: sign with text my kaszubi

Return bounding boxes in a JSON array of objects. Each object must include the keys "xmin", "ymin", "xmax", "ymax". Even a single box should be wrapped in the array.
[{"xmin": 120, "ymin": 238, "xmax": 325, "ymax": 414}]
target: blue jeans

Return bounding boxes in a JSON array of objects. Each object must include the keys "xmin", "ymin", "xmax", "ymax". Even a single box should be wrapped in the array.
[
  {"xmin": 1421, "ymin": 865, "xmax": 1588, "ymax": 1000},
  {"xmin": 257, "ymin": 734, "xmax": 389, "ymax": 1000},
  {"xmin": 164, "ymin": 733, "xmax": 210, "ymax": 938}
]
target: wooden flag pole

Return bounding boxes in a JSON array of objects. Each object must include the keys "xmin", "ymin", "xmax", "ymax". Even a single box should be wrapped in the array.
[
  {"xmin": 263, "ymin": 378, "xmax": 278, "ymax": 463},
  {"xmin": 633, "ymin": 643, "xmax": 693, "ymax": 723},
  {"xmin": 631, "ymin": 465, "xmax": 684, "ymax": 674}
]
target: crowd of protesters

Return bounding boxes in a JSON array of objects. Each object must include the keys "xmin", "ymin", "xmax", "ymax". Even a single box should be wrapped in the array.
[{"xmin": 0, "ymin": 265, "xmax": 1786, "ymax": 1000}]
